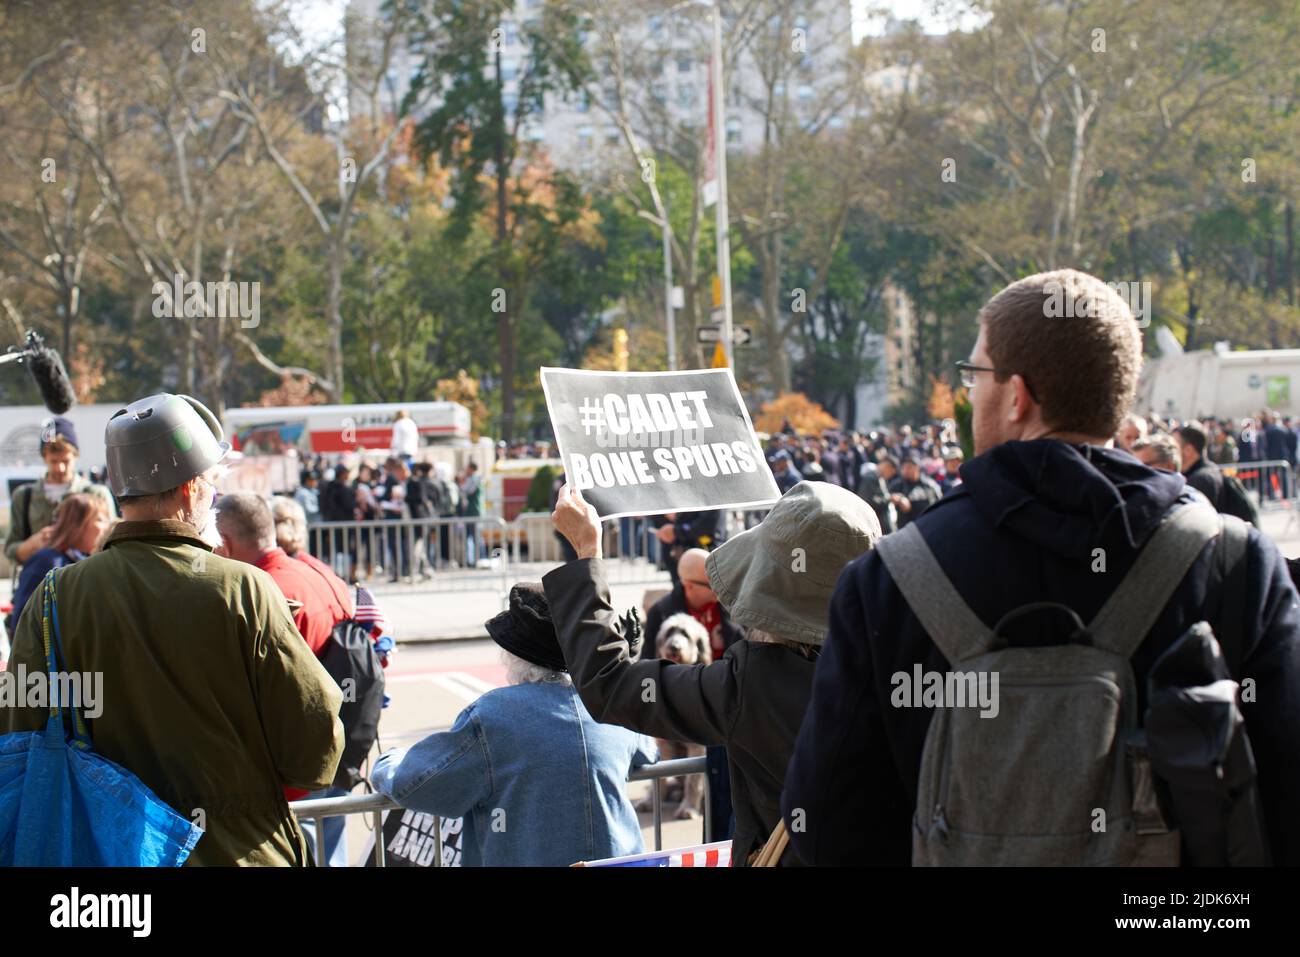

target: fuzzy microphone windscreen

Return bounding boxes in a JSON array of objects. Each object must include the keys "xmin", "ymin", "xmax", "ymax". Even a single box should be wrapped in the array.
[{"xmin": 27, "ymin": 341, "xmax": 76, "ymax": 414}]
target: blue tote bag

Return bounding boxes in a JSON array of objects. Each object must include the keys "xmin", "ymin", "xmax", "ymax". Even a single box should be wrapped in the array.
[{"xmin": 0, "ymin": 570, "xmax": 203, "ymax": 866}]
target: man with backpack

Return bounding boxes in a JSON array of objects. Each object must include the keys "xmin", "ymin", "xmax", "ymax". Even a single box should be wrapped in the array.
[
  {"xmin": 217, "ymin": 492, "xmax": 382, "ymax": 866},
  {"xmin": 783, "ymin": 270, "xmax": 1300, "ymax": 866}
]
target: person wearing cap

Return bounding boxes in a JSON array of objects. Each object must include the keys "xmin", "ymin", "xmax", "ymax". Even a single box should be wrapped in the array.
[
  {"xmin": 370, "ymin": 583, "xmax": 656, "ymax": 866},
  {"xmin": 769, "ymin": 449, "xmax": 802, "ymax": 494},
  {"xmin": 888, "ymin": 455, "xmax": 941, "ymax": 529},
  {"xmin": 0, "ymin": 393, "xmax": 344, "ymax": 866},
  {"xmin": 4, "ymin": 415, "xmax": 116, "ymax": 569},
  {"xmin": 938, "ymin": 446, "xmax": 965, "ymax": 496},
  {"xmin": 547, "ymin": 480, "xmax": 882, "ymax": 865}
]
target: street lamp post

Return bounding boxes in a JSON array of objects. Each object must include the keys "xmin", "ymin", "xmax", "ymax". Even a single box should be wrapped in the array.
[{"xmin": 708, "ymin": 1, "xmax": 734, "ymax": 371}]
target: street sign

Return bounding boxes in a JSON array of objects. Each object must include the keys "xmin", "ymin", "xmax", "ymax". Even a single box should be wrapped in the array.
[{"xmin": 696, "ymin": 325, "xmax": 752, "ymax": 345}]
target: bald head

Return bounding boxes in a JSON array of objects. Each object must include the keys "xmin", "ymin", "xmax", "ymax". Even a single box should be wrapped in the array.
[
  {"xmin": 216, "ymin": 491, "xmax": 277, "ymax": 564},
  {"xmin": 677, "ymin": 548, "xmax": 716, "ymax": 611}
]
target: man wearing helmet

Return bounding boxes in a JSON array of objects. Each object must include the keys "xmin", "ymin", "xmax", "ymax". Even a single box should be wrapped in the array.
[{"xmin": 0, "ymin": 393, "xmax": 343, "ymax": 866}]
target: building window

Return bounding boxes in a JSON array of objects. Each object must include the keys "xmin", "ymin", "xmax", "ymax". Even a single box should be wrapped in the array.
[
  {"xmin": 677, "ymin": 83, "xmax": 696, "ymax": 108},
  {"xmin": 605, "ymin": 126, "xmax": 620, "ymax": 145},
  {"xmin": 651, "ymin": 83, "xmax": 666, "ymax": 104},
  {"xmin": 677, "ymin": 55, "xmax": 692, "ymax": 73},
  {"xmin": 502, "ymin": 61, "xmax": 518, "ymax": 82},
  {"xmin": 726, "ymin": 118, "xmax": 741, "ymax": 144},
  {"xmin": 577, "ymin": 124, "xmax": 594, "ymax": 150}
]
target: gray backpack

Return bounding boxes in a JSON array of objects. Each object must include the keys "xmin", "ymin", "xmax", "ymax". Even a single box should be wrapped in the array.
[{"xmin": 875, "ymin": 503, "xmax": 1223, "ymax": 866}]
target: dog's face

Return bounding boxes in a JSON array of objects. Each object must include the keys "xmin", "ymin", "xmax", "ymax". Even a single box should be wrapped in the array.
[{"xmin": 656, "ymin": 612, "xmax": 712, "ymax": 665}]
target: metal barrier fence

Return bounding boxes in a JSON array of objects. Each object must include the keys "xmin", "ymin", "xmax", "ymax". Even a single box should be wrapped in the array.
[
  {"xmin": 303, "ymin": 509, "xmax": 772, "ymax": 595},
  {"xmin": 308, "ymin": 516, "xmax": 512, "ymax": 595},
  {"xmin": 290, "ymin": 755, "xmax": 709, "ymax": 867},
  {"xmin": 1222, "ymin": 459, "xmax": 1295, "ymax": 511}
]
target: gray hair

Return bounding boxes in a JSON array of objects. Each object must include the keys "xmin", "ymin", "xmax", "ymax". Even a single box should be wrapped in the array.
[
  {"xmin": 500, "ymin": 649, "xmax": 571, "ymax": 687},
  {"xmin": 215, "ymin": 491, "xmax": 277, "ymax": 551},
  {"xmin": 1120, "ymin": 413, "xmax": 1148, "ymax": 439},
  {"xmin": 1132, "ymin": 432, "xmax": 1182, "ymax": 472},
  {"xmin": 270, "ymin": 496, "xmax": 308, "ymax": 555},
  {"xmin": 747, "ymin": 627, "xmax": 818, "ymax": 659}
]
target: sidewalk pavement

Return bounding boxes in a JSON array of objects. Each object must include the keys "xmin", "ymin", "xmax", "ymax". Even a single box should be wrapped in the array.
[{"xmin": 373, "ymin": 572, "xmax": 671, "ymax": 643}]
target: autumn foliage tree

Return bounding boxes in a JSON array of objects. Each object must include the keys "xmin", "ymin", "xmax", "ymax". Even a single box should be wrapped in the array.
[{"xmin": 755, "ymin": 392, "xmax": 840, "ymax": 436}]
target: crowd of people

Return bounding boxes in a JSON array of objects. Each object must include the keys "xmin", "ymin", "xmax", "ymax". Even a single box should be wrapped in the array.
[
  {"xmin": 2, "ymin": 268, "xmax": 1299, "ymax": 868},
  {"xmin": 294, "ymin": 454, "xmax": 485, "ymax": 584}
]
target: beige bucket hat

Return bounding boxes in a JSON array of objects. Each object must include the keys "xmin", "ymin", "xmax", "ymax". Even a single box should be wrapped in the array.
[{"xmin": 705, "ymin": 481, "xmax": 883, "ymax": 645}]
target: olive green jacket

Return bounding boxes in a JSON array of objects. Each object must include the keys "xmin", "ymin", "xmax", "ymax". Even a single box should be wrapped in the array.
[
  {"xmin": 1, "ymin": 519, "xmax": 344, "ymax": 866},
  {"xmin": 4, "ymin": 473, "xmax": 117, "ymax": 563}
]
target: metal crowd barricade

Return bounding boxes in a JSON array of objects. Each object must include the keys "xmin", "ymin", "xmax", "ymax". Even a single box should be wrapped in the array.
[
  {"xmin": 307, "ymin": 516, "xmax": 511, "ymax": 596},
  {"xmin": 1221, "ymin": 459, "xmax": 1295, "ymax": 511},
  {"xmin": 290, "ymin": 755, "xmax": 710, "ymax": 867},
  {"xmin": 301, "ymin": 507, "xmax": 779, "ymax": 597}
]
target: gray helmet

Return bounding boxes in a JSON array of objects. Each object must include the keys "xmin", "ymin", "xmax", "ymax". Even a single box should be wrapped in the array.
[{"xmin": 105, "ymin": 393, "xmax": 230, "ymax": 498}]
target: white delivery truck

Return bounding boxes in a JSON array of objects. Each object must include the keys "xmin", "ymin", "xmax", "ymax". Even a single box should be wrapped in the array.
[{"xmin": 1135, "ymin": 329, "xmax": 1300, "ymax": 420}]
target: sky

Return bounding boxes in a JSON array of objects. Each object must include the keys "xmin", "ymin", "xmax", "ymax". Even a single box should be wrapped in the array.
[{"xmin": 287, "ymin": 0, "xmax": 985, "ymax": 48}]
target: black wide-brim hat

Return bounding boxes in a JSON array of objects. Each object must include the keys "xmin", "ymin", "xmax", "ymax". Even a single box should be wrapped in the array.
[
  {"xmin": 485, "ymin": 582, "xmax": 567, "ymax": 672},
  {"xmin": 485, "ymin": 581, "xmax": 646, "ymax": 672}
]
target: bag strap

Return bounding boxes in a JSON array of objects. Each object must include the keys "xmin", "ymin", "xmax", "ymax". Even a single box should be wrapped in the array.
[
  {"xmin": 40, "ymin": 568, "xmax": 90, "ymax": 748},
  {"xmin": 15, "ymin": 483, "xmax": 33, "ymax": 543},
  {"xmin": 1088, "ymin": 504, "xmax": 1221, "ymax": 658},
  {"xmin": 876, "ymin": 524, "xmax": 993, "ymax": 664},
  {"xmin": 1204, "ymin": 514, "xmax": 1250, "ymax": 679}
]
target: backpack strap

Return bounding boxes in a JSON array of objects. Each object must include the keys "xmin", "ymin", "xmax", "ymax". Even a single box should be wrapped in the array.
[
  {"xmin": 876, "ymin": 523, "xmax": 993, "ymax": 664},
  {"xmin": 1204, "ymin": 514, "xmax": 1251, "ymax": 679},
  {"xmin": 1087, "ymin": 504, "xmax": 1221, "ymax": 658}
]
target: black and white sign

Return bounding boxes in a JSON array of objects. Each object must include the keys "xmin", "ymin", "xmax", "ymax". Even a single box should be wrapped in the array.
[
  {"xmin": 363, "ymin": 809, "xmax": 463, "ymax": 867},
  {"xmin": 540, "ymin": 367, "xmax": 780, "ymax": 520},
  {"xmin": 696, "ymin": 325, "xmax": 752, "ymax": 345}
]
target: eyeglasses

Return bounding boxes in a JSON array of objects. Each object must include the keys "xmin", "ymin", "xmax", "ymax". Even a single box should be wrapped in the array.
[
  {"xmin": 954, "ymin": 360, "xmax": 1036, "ymax": 400},
  {"xmin": 955, "ymin": 360, "xmax": 1003, "ymax": 389}
]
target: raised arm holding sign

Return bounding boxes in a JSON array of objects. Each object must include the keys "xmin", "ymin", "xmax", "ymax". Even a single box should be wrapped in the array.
[{"xmin": 540, "ymin": 367, "xmax": 780, "ymax": 519}]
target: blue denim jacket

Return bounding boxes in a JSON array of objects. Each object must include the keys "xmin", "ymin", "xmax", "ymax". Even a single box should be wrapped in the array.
[{"xmin": 372, "ymin": 679, "xmax": 657, "ymax": 866}]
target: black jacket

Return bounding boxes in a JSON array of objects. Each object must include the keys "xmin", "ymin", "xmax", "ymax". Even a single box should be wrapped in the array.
[
  {"xmin": 783, "ymin": 439, "xmax": 1300, "ymax": 866},
  {"xmin": 544, "ymin": 558, "xmax": 815, "ymax": 865},
  {"xmin": 1183, "ymin": 456, "xmax": 1224, "ymax": 508},
  {"xmin": 887, "ymin": 474, "xmax": 941, "ymax": 529},
  {"xmin": 320, "ymin": 480, "xmax": 356, "ymax": 522},
  {"xmin": 643, "ymin": 582, "xmax": 745, "ymax": 661}
]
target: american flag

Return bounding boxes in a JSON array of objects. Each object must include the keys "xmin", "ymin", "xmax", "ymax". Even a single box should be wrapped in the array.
[
  {"xmin": 578, "ymin": 841, "xmax": 732, "ymax": 868},
  {"xmin": 353, "ymin": 584, "xmax": 391, "ymax": 638}
]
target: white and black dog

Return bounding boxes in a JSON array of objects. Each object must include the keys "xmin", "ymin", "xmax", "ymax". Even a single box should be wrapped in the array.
[{"xmin": 635, "ymin": 612, "xmax": 712, "ymax": 820}]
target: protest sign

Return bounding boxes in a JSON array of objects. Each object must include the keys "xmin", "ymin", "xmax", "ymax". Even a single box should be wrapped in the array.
[
  {"xmin": 362, "ymin": 809, "xmax": 463, "ymax": 867},
  {"xmin": 540, "ymin": 367, "xmax": 780, "ymax": 519}
]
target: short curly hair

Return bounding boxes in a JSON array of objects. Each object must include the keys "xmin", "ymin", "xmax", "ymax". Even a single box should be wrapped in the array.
[{"xmin": 979, "ymin": 270, "xmax": 1143, "ymax": 438}]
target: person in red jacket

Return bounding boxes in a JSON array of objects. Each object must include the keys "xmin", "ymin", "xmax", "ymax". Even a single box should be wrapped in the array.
[
  {"xmin": 216, "ymin": 491, "xmax": 356, "ymax": 865},
  {"xmin": 215, "ymin": 492, "xmax": 350, "ymax": 655}
]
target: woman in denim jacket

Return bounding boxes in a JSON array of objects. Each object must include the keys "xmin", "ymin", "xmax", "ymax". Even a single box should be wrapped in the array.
[{"xmin": 371, "ymin": 584, "xmax": 656, "ymax": 866}]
